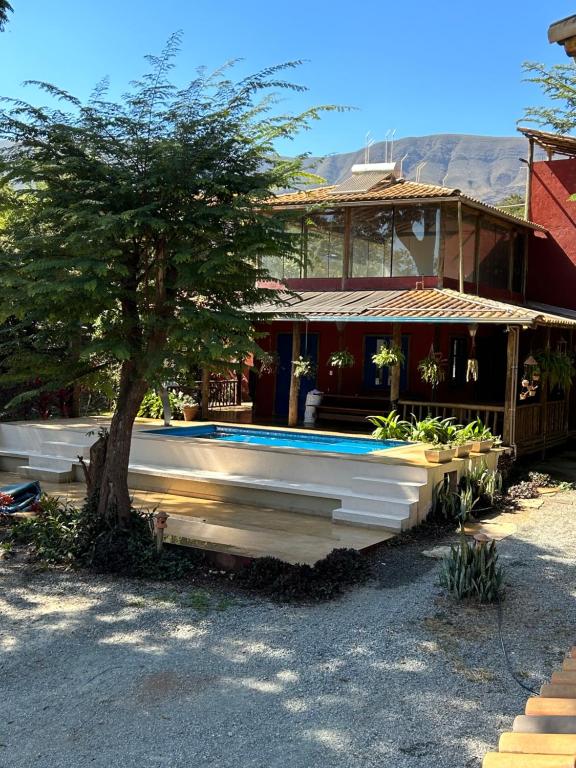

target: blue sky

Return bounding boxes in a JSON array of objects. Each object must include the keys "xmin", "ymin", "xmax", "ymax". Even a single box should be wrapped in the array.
[{"xmin": 0, "ymin": 1, "xmax": 574, "ymax": 156}]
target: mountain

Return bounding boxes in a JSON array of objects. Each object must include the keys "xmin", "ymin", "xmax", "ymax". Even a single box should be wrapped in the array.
[{"xmin": 305, "ymin": 134, "xmax": 544, "ymax": 204}]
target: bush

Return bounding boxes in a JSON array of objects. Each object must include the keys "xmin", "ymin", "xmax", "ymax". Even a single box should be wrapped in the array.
[
  {"xmin": 137, "ymin": 390, "xmax": 184, "ymax": 420},
  {"xmin": 10, "ymin": 495, "xmax": 200, "ymax": 579},
  {"xmin": 240, "ymin": 548, "xmax": 370, "ymax": 601},
  {"xmin": 506, "ymin": 481, "xmax": 540, "ymax": 500},
  {"xmin": 527, "ymin": 471, "xmax": 552, "ymax": 488},
  {"xmin": 440, "ymin": 538, "xmax": 504, "ymax": 603}
]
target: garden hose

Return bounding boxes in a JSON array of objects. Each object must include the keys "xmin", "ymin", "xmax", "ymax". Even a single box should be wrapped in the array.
[{"xmin": 496, "ymin": 599, "xmax": 539, "ymax": 695}]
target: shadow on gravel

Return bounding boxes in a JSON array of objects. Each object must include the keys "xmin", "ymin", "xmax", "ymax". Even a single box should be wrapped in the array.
[{"xmin": 1, "ymin": 494, "xmax": 576, "ymax": 768}]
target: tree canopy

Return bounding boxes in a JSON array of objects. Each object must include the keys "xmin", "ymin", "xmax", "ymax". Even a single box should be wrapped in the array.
[
  {"xmin": 0, "ymin": 0, "xmax": 12, "ymax": 31},
  {"xmin": 523, "ymin": 60, "xmax": 576, "ymax": 134},
  {"xmin": 0, "ymin": 35, "xmax": 334, "ymax": 521}
]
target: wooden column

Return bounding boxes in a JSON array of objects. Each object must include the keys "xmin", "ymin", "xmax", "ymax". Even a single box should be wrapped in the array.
[
  {"xmin": 457, "ymin": 199, "xmax": 464, "ymax": 293},
  {"xmin": 541, "ymin": 328, "xmax": 551, "ymax": 458},
  {"xmin": 201, "ymin": 368, "xmax": 210, "ymax": 419},
  {"xmin": 390, "ymin": 323, "xmax": 402, "ymax": 407},
  {"xmin": 525, "ymin": 137, "xmax": 534, "ymax": 222},
  {"xmin": 287, "ymin": 322, "xmax": 301, "ymax": 427},
  {"xmin": 342, "ymin": 207, "xmax": 352, "ymax": 289},
  {"xmin": 503, "ymin": 326, "xmax": 520, "ymax": 450}
]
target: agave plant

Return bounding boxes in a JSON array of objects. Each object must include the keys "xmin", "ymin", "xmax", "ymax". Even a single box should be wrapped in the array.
[
  {"xmin": 367, "ymin": 410, "xmax": 411, "ymax": 441},
  {"xmin": 440, "ymin": 538, "xmax": 504, "ymax": 603}
]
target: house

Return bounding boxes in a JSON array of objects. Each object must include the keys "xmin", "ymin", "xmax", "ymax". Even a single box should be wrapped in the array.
[{"xmin": 252, "ymin": 153, "xmax": 576, "ymax": 456}]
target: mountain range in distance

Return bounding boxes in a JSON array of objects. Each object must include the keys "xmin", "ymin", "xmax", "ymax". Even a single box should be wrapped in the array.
[{"xmin": 305, "ymin": 133, "xmax": 546, "ymax": 204}]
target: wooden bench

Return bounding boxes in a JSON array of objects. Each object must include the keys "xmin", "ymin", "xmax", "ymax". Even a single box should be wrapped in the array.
[{"xmin": 315, "ymin": 394, "xmax": 390, "ymax": 425}]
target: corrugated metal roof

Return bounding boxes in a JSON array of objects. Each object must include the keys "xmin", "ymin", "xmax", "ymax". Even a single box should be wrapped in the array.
[
  {"xmin": 268, "ymin": 178, "xmax": 546, "ymax": 232},
  {"xmin": 329, "ymin": 171, "xmax": 394, "ymax": 194},
  {"xmin": 255, "ymin": 288, "xmax": 576, "ymax": 328}
]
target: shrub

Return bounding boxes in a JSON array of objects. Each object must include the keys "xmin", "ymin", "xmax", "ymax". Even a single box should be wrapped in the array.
[
  {"xmin": 367, "ymin": 410, "xmax": 411, "ymax": 441},
  {"xmin": 440, "ymin": 539, "xmax": 504, "ymax": 603},
  {"xmin": 459, "ymin": 465, "xmax": 502, "ymax": 507},
  {"xmin": 137, "ymin": 390, "xmax": 184, "ymax": 420},
  {"xmin": 240, "ymin": 548, "xmax": 370, "ymax": 601},
  {"xmin": 527, "ymin": 471, "xmax": 552, "ymax": 488},
  {"xmin": 506, "ymin": 481, "xmax": 540, "ymax": 500}
]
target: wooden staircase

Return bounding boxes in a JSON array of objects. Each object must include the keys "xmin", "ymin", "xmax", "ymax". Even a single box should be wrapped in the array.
[{"xmin": 483, "ymin": 646, "xmax": 576, "ymax": 767}]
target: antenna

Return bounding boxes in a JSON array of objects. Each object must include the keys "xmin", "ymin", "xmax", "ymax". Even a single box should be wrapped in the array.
[
  {"xmin": 364, "ymin": 131, "xmax": 375, "ymax": 164},
  {"xmin": 383, "ymin": 129, "xmax": 392, "ymax": 163},
  {"xmin": 399, "ymin": 152, "xmax": 408, "ymax": 177},
  {"xmin": 389, "ymin": 129, "xmax": 396, "ymax": 162},
  {"xmin": 415, "ymin": 161, "xmax": 427, "ymax": 183}
]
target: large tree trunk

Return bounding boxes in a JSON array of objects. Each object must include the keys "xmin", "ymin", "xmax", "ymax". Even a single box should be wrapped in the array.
[{"xmin": 96, "ymin": 362, "xmax": 148, "ymax": 524}]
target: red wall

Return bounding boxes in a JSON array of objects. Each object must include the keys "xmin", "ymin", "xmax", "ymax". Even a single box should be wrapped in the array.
[
  {"xmin": 254, "ymin": 321, "xmax": 504, "ymax": 420},
  {"xmin": 528, "ymin": 158, "xmax": 576, "ymax": 309}
]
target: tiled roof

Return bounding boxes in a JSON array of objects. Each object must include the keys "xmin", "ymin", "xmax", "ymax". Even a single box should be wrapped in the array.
[
  {"xmin": 518, "ymin": 125, "xmax": 576, "ymax": 158},
  {"xmin": 268, "ymin": 178, "xmax": 546, "ymax": 232},
  {"xmin": 254, "ymin": 288, "xmax": 576, "ymax": 328}
]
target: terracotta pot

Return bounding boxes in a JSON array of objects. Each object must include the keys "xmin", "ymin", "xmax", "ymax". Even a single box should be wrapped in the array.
[
  {"xmin": 470, "ymin": 439, "xmax": 493, "ymax": 453},
  {"xmin": 455, "ymin": 442, "xmax": 473, "ymax": 458},
  {"xmin": 424, "ymin": 447, "xmax": 455, "ymax": 464},
  {"xmin": 182, "ymin": 405, "xmax": 199, "ymax": 421}
]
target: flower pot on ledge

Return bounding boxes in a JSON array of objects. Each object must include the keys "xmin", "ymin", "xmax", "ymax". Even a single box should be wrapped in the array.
[
  {"xmin": 455, "ymin": 442, "xmax": 473, "ymax": 459},
  {"xmin": 424, "ymin": 446, "xmax": 455, "ymax": 464},
  {"xmin": 470, "ymin": 439, "xmax": 493, "ymax": 454},
  {"xmin": 183, "ymin": 405, "xmax": 199, "ymax": 421}
]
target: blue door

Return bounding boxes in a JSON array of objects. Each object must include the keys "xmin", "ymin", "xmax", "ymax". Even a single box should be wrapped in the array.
[
  {"xmin": 274, "ymin": 333, "xmax": 319, "ymax": 419},
  {"xmin": 363, "ymin": 335, "xmax": 409, "ymax": 391}
]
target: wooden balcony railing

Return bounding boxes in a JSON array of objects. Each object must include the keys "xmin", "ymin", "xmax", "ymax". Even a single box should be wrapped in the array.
[
  {"xmin": 398, "ymin": 399, "xmax": 505, "ymax": 436},
  {"xmin": 192, "ymin": 378, "xmax": 240, "ymax": 408},
  {"xmin": 516, "ymin": 400, "xmax": 567, "ymax": 452}
]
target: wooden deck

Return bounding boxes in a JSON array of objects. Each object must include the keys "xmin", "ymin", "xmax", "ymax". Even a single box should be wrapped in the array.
[{"xmin": 0, "ymin": 471, "xmax": 393, "ymax": 565}]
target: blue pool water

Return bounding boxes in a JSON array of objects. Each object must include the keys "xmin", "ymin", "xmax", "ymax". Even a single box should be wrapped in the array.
[{"xmin": 146, "ymin": 425, "xmax": 405, "ymax": 455}]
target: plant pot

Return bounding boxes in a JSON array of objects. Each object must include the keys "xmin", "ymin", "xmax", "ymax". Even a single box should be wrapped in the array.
[
  {"xmin": 455, "ymin": 441, "xmax": 473, "ymax": 458},
  {"xmin": 424, "ymin": 447, "xmax": 455, "ymax": 464},
  {"xmin": 470, "ymin": 439, "xmax": 493, "ymax": 453},
  {"xmin": 183, "ymin": 405, "xmax": 199, "ymax": 421}
]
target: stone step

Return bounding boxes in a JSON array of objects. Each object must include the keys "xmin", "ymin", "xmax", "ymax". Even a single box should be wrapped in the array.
[
  {"xmin": 513, "ymin": 715, "xmax": 576, "ymax": 733},
  {"xmin": 563, "ymin": 659, "xmax": 576, "ymax": 671},
  {"xmin": 551, "ymin": 671, "xmax": 576, "ymax": 686},
  {"xmin": 351, "ymin": 475, "xmax": 425, "ymax": 501},
  {"xmin": 25, "ymin": 455, "xmax": 74, "ymax": 471},
  {"xmin": 42, "ymin": 440, "xmax": 91, "ymax": 459},
  {"xmin": 541, "ymin": 685, "xmax": 576, "ymax": 699},
  {"xmin": 484, "ymin": 754, "xmax": 576, "ymax": 768},
  {"xmin": 527, "ymin": 699, "xmax": 576, "ymax": 717},
  {"xmin": 499, "ymin": 733, "xmax": 576, "ymax": 755},
  {"xmin": 339, "ymin": 492, "xmax": 418, "ymax": 519},
  {"xmin": 18, "ymin": 465, "xmax": 74, "ymax": 483},
  {"xmin": 332, "ymin": 507, "xmax": 407, "ymax": 531}
]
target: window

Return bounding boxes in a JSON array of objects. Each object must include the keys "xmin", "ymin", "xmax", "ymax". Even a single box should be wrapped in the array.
[
  {"xmin": 350, "ymin": 207, "xmax": 393, "ymax": 277},
  {"xmin": 442, "ymin": 205, "xmax": 477, "ymax": 284},
  {"xmin": 260, "ymin": 219, "xmax": 303, "ymax": 279},
  {"xmin": 392, "ymin": 205, "xmax": 440, "ymax": 276},
  {"xmin": 449, "ymin": 337, "xmax": 468, "ymax": 387},
  {"xmin": 363, "ymin": 335, "xmax": 409, "ymax": 390},
  {"xmin": 478, "ymin": 221, "xmax": 510, "ymax": 289},
  {"xmin": 304, "ymin": 210, "xmax": 345, "ymax": 278}
]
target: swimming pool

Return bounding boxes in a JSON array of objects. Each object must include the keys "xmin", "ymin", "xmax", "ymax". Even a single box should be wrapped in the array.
[{"xmin": 146, "ymin": 424, "xmax": 406, "ymax": 455}]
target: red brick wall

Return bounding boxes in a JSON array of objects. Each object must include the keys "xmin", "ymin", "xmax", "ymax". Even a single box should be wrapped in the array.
[{"xmin": 528, "ymin": 159, "xmax": 576, "ymax": 309}]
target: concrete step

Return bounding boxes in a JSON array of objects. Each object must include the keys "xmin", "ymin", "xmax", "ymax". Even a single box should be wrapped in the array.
[
  {"xmin": 351, "ymin": 475, "xmax": 425, "ymax": 502},
  {"xmin": 26, "ymin": 455, "xmax": 74, "ymax": 471},
  {"xmin": 42, "ymin": 441, "xmax": 91, "ymax": 459},
  {"xmin": 332, "ymin": 507, "xmax": 407, "ymax": 531},
  {"xmin": 527, "ymin": 699, "xmax": 576, "ymax": 717},
  {"xmin": 541, "ymin": 685, "xmax": 576, "ymax": 699},
  {"xmin": 513, "ymin": 715, "xmax": 576, "ymax": 733},
  {"xmin": 339, "ymin": 492, "xmax": 418, "ymax": 520},
  {"xmin": 18, "ymin": 465, "xmax": 74, "ymax": 483},
  {"xmin": 499, "ymin": 732, "xmax": 576, "ymax": 755},
  {"xmin": 551, "ymin": 671, "xmax": 576, "ymax": 686},
  {"xmin": 484, "ymin": 754, "xmax": 576, "ymax": 768}
]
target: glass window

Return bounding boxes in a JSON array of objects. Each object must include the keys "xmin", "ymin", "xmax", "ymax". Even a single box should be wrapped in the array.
[
  {"xmin": 478, "ymin": 220, "xmax": 510, "ymax": 289},
  {"xmin": 260, "ymin": 219, "xmax": 303, "ymax": 280},
  {"xmin": 442, "ymin": 205, "xmax": 477, "ymax": 283},
  {"xmin": 350, "ymin": 207, "xmax": 393, "ymax": 277},
  {"xmin": 304, "ymin": 210, "xmax": 345, "ymax": 278},
  {"xmin": 392, "ymin": 205, "xmax": 440, "ymax": 276},
  {"xmin": 511, "ymin": 233, "xmax": 525, "ymax": 293}
]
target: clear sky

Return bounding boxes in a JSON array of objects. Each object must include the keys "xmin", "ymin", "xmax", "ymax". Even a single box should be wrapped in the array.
[{"xmin": 0, "ymin": 1, "xmax": 574, "ymax": 157}]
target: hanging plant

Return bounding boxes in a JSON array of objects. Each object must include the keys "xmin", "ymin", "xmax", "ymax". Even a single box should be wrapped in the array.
[
  {"xmin": 466, "ymin": 358, "xmax": 479, "ymax": 382},
  {"xmin": 372, "ymin": 343, "xmax": 405, "ymax": 369},
  {"xmin": 257, "ymin": 350, "xmax": 279, "ymax": 375},
  {"xmin": 418, "ymin": 353, "xmax": 446, "ymax": 388},
  {"xmin": 327, "ymin": 349, "xmax": 355, "ymax": 369},
  {"xmin": 535, "ymin": 349, "xmax": 575, "ymax": 391},
  {"xmin": 292, "ymin": 355, "xmax": 316, "ymax": 379}
]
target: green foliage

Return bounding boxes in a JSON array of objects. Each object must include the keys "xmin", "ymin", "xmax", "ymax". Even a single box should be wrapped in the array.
[
  {"xmin": 522, "ymin": 61, "xmax": 576, "ymax": 135},
  {"xmin": 527, "ymin": 471, "xmax": 552, "ymax": 487},
  {"xmin": 417, "ymin": 354, "xmax": 446, "ymax": 388},
  {"xmin": 292, "ymin": 355, "xmax": 316, "ymax": 379},
  {"xmin": 430, "ymin": 477, "xmax": 478, "ymax": 528},
  {"xmin": 367, "ymin": 410, "xmax": 411, "ymax": 440},
  {"xmin": 138, "ymin": 390, "xmax": 185, "ymax": 419},
  {"xmin": 327, "ymin": 349, "xmax": 355, "ymax": 368},
  {"xmin": 0, "ymin": 0, "xmax": 12, "ymax": 31},
  {"xmin": 459, "ymin": 464, "xmax": 502, "ymax": 507},
  {"xmin": 9, "ymin": 495, "xmax": 200, "ymax": 579},
  {"xmin": 372, "ymin": 343, "xmax": 405, "ymax": 369},
  {"xmin": 440, "ymin": 539, "xmax": 504, "ymax": 603},
  {"xmin": 535, "ymin": 349, "xmax": 575, "ymax": 391},
  {"xmin": 495, "ymin": 193, "xmax": 525, "ymax": 219},
  {"xmin": 506, "ymin": 481, "xmax": 539, "ymax": 500},
  {"xmin": 460, "ymin": 418, "xmax": 495, "ymax": 441},
  {"xmin": 240, "ymin": 548, "xmax": 370, "ymax": 601}
]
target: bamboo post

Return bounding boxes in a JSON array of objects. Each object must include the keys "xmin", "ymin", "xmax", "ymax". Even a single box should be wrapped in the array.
[
  {"xmin": 525, "ymin": 137, "xmax": 534, "ymax": 221},
  {"xmin": 288, "ymin": 322, "xmax": 301, "ymax": 427},
  {"xmin": 503, "ymin": 326, "xmax": 519, "ymax": 451},
  {"xmin": 390, "ymin": 323, "xmax": 402, "ymax": 408},
  {"xmin": 201, "ymin": 368, "xmax": 210, "ymax": 419},
  {"xmin": 457, "ymin": 199, "xmax": 464, "ymax": 293}
]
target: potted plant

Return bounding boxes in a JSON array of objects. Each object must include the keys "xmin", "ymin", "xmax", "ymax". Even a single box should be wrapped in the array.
[
  {"xmin": 372, "ymin": 343, "xmax": 405, "ymax": 369},
  {"xmin": 423, "ymin": 440, "xmax": 456, "ymax": 464},
  {"xmin": 292, "ymin": 355, "xmax": 316, "ymax": 379},
  {"xmin": 417, "ymin": 352, "xmax": 446, "ymax": 390},
  {"xmin": 327, "ymin": 349, "xmax": 355, "ymax": 368},
  {"xmin": 461, "ymin": 418, "xmax": 494, "ymax": 453},
  {"xmin": 176, "ymin": 392, "xmax": 199, "ymax": 421}
]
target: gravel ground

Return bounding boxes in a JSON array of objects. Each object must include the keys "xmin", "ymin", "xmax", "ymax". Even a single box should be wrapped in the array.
[{"xmin": 1, "ymin": 491, "xmax": 576, "ymax": 768}]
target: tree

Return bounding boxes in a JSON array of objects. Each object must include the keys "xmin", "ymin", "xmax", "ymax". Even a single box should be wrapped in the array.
[
  {"xmin": 0, "ymin": 0, "xmax": 12, "ymax": 31},
  {"xmin": 522, "ymin": 61, "xmax": 576, "ymax": 134},
  {"xmin": 0, "ymin": 35, "xmax": 331, "ymax": 524},
  {"xmin": 495, "ymin": 193, "xmax": 525, "ymax": 219}
]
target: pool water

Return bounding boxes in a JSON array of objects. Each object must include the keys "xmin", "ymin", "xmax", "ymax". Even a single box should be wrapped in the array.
[{"xmin": 146, "ymin": 425, "xmax": 405, "ymax": 455}]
